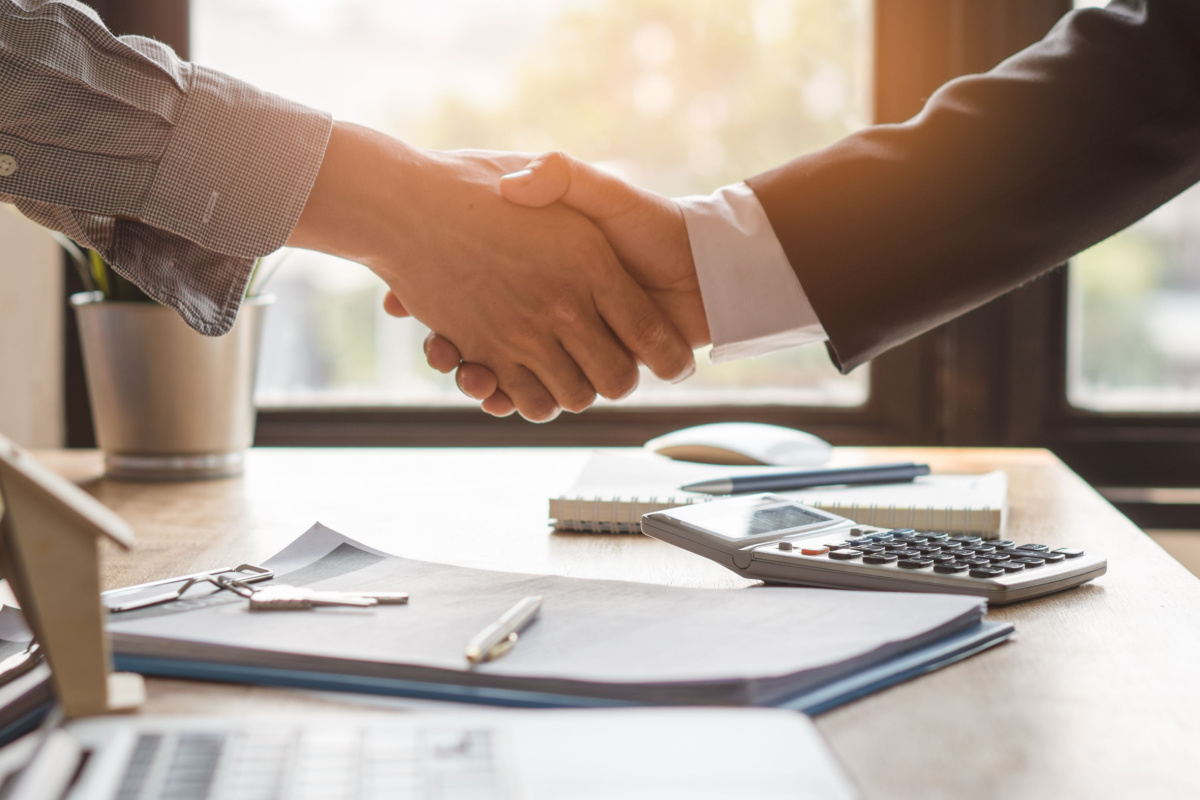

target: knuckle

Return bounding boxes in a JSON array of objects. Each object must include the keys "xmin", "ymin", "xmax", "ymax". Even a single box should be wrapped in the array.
[
  {"xmin": 548, "ymin": 293, "xmax": 584, "ymax": 326},
  {"xmin": 631, "ymin": 311, "xmax": 671, "ymax": 352},
  {"xmin": 542, "ymin": 150, "xmax": 570, "ymax": 171},
  {"xmin": 506, "ymin": 320, "xmax": 541, "ymax": 351}
]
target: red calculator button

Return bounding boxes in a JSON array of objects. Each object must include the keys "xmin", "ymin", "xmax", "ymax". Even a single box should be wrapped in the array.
[{"xmin": 801, "ymin": 546, "xmax": 830, "ymax": 556}]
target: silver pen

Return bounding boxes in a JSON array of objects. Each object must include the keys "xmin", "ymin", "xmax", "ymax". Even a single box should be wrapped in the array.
[{"xmin": 465, "ymin": 595, "xmax": 542, "ymax": 664}]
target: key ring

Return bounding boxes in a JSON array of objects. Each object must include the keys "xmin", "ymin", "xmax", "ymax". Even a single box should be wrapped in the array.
[{"xmin": 106, "ymin": 564, "xmax": 275, "ymax": 613}]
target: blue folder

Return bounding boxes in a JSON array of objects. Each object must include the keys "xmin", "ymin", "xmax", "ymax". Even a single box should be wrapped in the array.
[
  {"xmin": 113, "ymin": 620, "xmax": 1013, "ymax": 715},
  {"xmin": 0, "ymin": 621, "xmax": 1011, "ymax": 749}
]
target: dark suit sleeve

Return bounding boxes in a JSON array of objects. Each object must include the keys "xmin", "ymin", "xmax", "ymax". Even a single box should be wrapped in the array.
[{"xmin": 746, "ymin": 0, "xmax": 1200, "ymax": 373}]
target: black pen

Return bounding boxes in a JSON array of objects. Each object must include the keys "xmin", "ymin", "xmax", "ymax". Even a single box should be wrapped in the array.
[{"xmin": 680, "ymin": 462, "xmax": 931, "ymax": 495}]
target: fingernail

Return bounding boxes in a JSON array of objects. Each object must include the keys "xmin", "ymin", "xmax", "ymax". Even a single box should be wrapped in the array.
[
  {"xmin": 502, "ymin": 168, "xmax": 534, "ymax": 182},
  {"xmin": 524, "ymin": 406, "xmax": 562, "ymax": 423},
  {"xmin": 670, "ymin": 359, "xmax": 697, "ymax": 384}
]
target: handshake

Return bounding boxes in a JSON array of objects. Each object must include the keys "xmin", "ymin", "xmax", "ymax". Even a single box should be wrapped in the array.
[{"xmin": 289, "ymin": 122, "xmax": 714, "ymax": 422}]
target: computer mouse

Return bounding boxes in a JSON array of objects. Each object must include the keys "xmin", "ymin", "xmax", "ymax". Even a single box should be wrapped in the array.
[{"xmin": 644, "ymin": 422, "xmax": 833, "ymax": 467}]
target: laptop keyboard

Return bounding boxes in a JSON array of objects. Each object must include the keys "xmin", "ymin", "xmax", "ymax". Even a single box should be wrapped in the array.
[{"xmin": 110, "ymin": 726, "xmax": 508, "ymax": 800}]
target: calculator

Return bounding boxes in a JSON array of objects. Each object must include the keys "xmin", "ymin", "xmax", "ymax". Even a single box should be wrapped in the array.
[{"xmin": 640, "ymin": 494, "xmax": 1106, "ymax": 604}]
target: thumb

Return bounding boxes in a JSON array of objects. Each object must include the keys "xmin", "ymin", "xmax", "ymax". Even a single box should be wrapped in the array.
[{"xmin": 500, "ymin": 151, "xmax": 640, "ymax": 222}]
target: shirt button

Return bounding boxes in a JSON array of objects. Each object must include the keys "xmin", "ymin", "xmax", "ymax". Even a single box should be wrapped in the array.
[{"xmin": 0, "ymin": 155, "xmax": 16, "ymax": 177}]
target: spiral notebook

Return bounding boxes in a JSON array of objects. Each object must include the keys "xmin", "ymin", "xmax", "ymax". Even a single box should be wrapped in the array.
[{"xmin": 550, "ymin": 452, "xmax": 1008, "ymax": 537}]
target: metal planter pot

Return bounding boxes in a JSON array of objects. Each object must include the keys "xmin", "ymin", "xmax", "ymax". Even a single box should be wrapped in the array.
[{"xmin": 70, "ymin": 292, "xmax": 272, "ymax": 480}]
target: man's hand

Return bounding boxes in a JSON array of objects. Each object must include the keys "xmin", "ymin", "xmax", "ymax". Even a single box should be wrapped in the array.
[
  {"xmin": 287, "ymin": 125, "xmax": 696, "ymax": 421},
  {"xmin": 405, "ymin": 151, "xmax": 710, "ymax": 417}
]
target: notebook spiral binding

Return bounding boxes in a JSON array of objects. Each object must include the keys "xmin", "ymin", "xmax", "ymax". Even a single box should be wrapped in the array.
[{"xmin": 554, "ymin": 496, "xmax": 997, "ymax": 537}]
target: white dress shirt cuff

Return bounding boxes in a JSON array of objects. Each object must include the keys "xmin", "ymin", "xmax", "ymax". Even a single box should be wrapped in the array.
[{"xmin": 675, "ymin": 183, "xmax": 827, "ymax": 364}]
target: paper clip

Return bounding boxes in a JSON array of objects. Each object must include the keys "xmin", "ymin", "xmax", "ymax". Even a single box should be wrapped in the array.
[{"xmin": 104, "ymin": 564, "xmax": 274, "ymax": 613}]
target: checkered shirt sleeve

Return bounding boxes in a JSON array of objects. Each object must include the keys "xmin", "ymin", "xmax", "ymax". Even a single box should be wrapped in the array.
[{"xmin": 0, "ymin": 0, "xmax": 332, "ymax": 335}]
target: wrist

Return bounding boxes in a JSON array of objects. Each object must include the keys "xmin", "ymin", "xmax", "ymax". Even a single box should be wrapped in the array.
[
  {"xmin": 287, "ymin": 121, "xmax": 421, "ymax": 268},
  {"xmin": 663, "ymin": 199, "xmax": 711, "ymax": 348}
]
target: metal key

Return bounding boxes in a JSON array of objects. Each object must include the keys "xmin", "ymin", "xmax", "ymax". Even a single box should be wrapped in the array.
[
  {"xmin": 246, "ymin": 585, "xmax": 409, "ymax": 611},
  {"xmin": 351, "ymin": 592, "xmax": 410, "ymax": 605}
]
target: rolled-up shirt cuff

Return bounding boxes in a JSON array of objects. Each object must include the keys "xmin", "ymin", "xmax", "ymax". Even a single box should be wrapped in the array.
[{"xmin": 675, "ymin": 182, "xmax": 827, "ymax": 364}]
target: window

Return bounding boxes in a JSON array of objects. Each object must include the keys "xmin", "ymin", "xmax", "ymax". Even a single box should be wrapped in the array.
[
  {"xmin": 191, "ymin": 0, "xmax": 872, "ymax": 409},
  {"xmin": 1068, "ymin": 184, "xmax": 1200, "ymax": 412},
  {"xmin": 89, "ymin": 0, "xmax": 1200, "ymax": 518}
]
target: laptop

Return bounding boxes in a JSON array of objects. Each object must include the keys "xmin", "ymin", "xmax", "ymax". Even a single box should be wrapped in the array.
[{"xmin": 0, "ymin": 708, "xmax": 858, "ymax": 800}]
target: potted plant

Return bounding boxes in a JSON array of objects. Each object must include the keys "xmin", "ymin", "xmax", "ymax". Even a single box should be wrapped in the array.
[{"xmin": 57, "ymin": 236, "xmax": 278, "ymax": 480}]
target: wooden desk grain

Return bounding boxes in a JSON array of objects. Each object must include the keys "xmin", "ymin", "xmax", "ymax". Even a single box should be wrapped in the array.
[{"xmin": 36, "ymin": 447, "xmax": 1200, "ymax": 800}]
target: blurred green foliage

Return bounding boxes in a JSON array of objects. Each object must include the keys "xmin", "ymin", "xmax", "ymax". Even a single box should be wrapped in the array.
[
  {"xmin": 1072, "ymin": 236, "xmax": 1165, "ymax": 389},
  {"xmin": 417, "ymin": 0, "xmax": 866, "ymax": 196}
]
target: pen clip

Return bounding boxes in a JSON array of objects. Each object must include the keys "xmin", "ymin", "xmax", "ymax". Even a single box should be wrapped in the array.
[{"xmin": 486, "ymin": 632, "xmax": 519, "ymax": 661}]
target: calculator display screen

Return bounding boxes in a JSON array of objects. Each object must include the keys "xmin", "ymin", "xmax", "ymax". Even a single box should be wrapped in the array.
[{"xmin": 701, "ymin": 503, "xmax": 832, "ymax": 540}]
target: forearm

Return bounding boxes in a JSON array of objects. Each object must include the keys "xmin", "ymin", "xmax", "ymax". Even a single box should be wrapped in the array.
[{"xmin": 748, "ymin": 0, "xmax": 1200, "ymax": 372}]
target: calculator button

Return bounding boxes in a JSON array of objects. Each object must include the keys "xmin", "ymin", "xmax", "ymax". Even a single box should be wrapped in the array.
[
  {"xmin": 829, "ymin": 549, "xmax": 863, "ymax": 561},
  {"xmin": 1015, "ymin": 557, "xmax": 1045, "ymax": 568},
  {"xmin": 891, "ymin": 549, "xmax": 922, "ymax": 560},
  {"xmin": 963, "ymin": 544, "xmax": 997, "ymax": 555},
  {"xmin": 932, "ymin": 554, "xmax": 958, "ymax": 564},
  {"xmin": 1038, "ymin": 552, "xmax": 1067, "ymax": 564},
  {"xmin": 883, "ymin": 542, "xmax": 911, "ymax": 551},
  {"xmin": 858, "ymin": 545, "xmax": 887, "ymax": 555},
  {"xmin": 950, "ymin": 536, "xmax": 983, "ymax": 545},
  {"xmin": 866, "ymin": 533, "xmax": 894, "ymax": 542},
  {"xmin": 888, "ymin": 529, "xmax": 916, "ymax": 536},
  {"xmin": 848, "ymin": 537, "xmax": 876, "ymax": 547},
  {"xmin": 800, "ymin": 546, "xmax": 830, "ymax": 556},
  {"xmin": 960, "ymin": 558, "xmax": 990, "ymax": 568},
  {"xmin": 898, "ymin": 558, "xmax": 934, "ymax": 569},
  {"xmin": 863, "ymin": 553, "xmax": 899, "ymax": 565},
  {"xmin": 913, "ymin": 545, "xmax": 942, "ymax": 555},
  {"xmin": 1053, "ymin": 548, "xmax": 1084, "ymax": 558},
  {"xmin": 934, "ymin": 563, "xmax": 969, "ymax": 574},
  {"xmin": 850, "ymin": 528, "xmax": 866, "ymax": 536},
  {"xmin": 1017, "ymin": 544, "xmax": 1050, "ymax": 553},
  {"xmin": 777, "ymin": 541, "xmax": 794, "ymax": 551},
  {"xmin": 986, "ymin": 553, "xmax": 1012, "ymax": 562},
  {"xmin": 923, "ymin": 532, "xmax": 949, "ymax": 542},
  {"xmin": 997, "ymin": 561, "xmax": 1026, "ymax": 573},
  {"xmin": 970, "ymin": 567, "xmax": 1005, "ymax": 578},
  {"xmin": 990, "ymin": 540, "xmax": 1016, "ymax": 549},
  {"xmin": 938, "ymin": 541, "xmax": 963, "ymax": 551}
]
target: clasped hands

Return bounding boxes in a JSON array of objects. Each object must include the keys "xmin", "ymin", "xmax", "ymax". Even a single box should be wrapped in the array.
[
  {"xmin": 402, "ymin": 150, "xmax": 712, "ymax": 420},
  {"xmin": 289, "ymin": 122, "xmax": 710, "ymax": 421}
]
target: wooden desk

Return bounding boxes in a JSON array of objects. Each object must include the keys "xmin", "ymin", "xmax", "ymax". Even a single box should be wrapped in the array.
[{"xmin": 37, "ymin": 447, "xmax": 1200, "ymax": 800}]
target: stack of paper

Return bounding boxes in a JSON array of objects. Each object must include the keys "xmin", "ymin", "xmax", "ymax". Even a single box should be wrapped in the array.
[
  {"xmin": 105, "ymin": 524, "xmax": 1009, "ymax": 710},
  {"xmin": 0, "ymin": 607, "xmax": 53, "ymax": 744}
]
